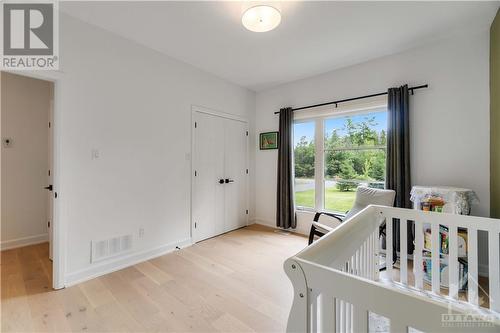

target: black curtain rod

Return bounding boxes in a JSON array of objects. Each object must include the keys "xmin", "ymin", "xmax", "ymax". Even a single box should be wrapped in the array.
[{"xmin": 274, "ymin": 84, "xmax": 428, "ymax": 114}]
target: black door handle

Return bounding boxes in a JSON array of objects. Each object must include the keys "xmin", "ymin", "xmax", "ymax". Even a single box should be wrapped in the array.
[
  {"xmin": 225, "ymin": 179, "xmax": 234, "ymax": 184},
  {"xmin": 218, "ymin": 179, "xmax": 225, "ymax": 184},
  {"xmin": 44, "ymin": 185, "xmax": 53, "ymax": 191}
]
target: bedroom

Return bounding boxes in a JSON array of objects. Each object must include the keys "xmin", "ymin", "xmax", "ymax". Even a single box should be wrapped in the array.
[{"xmin": 1, "ymin": 1, "xmax": 499, "ymax": 332}]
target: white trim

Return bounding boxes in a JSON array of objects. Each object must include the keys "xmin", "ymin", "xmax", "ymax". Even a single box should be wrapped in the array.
[
  {"xmin": 65, "ymin": 238, "xmax": 192, "ymax": 287},
  {"xmin": 191, "ymin": 104, "xmax": 248, "ymax": 123},
  {"xmin": 314, "ymin": 118, "xmax": 324, "ymax": 210},
  {"xmin": 293, "ymin": 102, "xmax": 388, "ymax": 213},
  {"xmin": 1, "ymin": 70, "xmax": 64, "ymax": 290},
  {"xmin": 0, "ymin": 233, "xmax": 49, "ymax": 251},
  {"xmin": 252, "ymin": 218, "xmax": 310, "ymax": 236}
]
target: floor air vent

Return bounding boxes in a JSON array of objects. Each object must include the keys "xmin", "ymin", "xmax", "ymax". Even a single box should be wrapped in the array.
[{"xmin": 91, "ymin": 235, "xmax": 133, "ymax": 263}]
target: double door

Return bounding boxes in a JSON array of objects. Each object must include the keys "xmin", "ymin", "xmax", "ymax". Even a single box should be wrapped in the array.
[{"xmin": 192, "ymin": 111, "xmax": 248, "ymax": 242}]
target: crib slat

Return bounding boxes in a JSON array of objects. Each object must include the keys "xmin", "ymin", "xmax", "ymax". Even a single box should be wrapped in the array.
[
  {"xmin": 366, "ymin": 235, "xmax": 372, "ymax": 280},
  {"xmin": 468, "ymin": 227, "xmax": 478, "ymax": 306},
  {"xmin": 335, "ymin": 299, "xmax": 341, "ymax": 333},
  {"xmin": 448, "ymin": 225, "xmax": 459, "ymax": 299},
  {"xmin": 320, "ymin": 294, "xmax": 335, "ymax": 333},
  {"xmin": 310, "ymin": 291, "xmax": 318, "ymax": 333},
  {"xmin": 400, "ymin": 219, "xmax": 408, "ymax": 284},
  {"xmin": 414, "ymin": 219, "xmax": 424, "ymax": 290},
  {"xmin": 362, "ymin": 240, "xmax": 367, "ymax": 278},
  {"xmin": 354, "ymin": 254, "xmax": 357, "ymax": 275},
  {"xmin": 339, "ymin": 300, "xmax": 346, "ymax": 333},
  {"xmin": 361, "ymin": 242, "xmax": 365, "ymax": 277},
  {"xmin": 431, "ymin": 223, "xmax": 440, "ymax": 293},
  {"xmin": 353, "ymin": 305, "xmax": 368, "ymax": 333},
  {"xmin": 365, "ymin": 234, "xmax": 372, "ymax": 280},
  {"xmin": 488, "ymin": 230, "xmax": 500, "ymax": 312},
  {"xmin": 375, "ymin": 227, "xmax": 380, "ymax": 281},
  {"xmin": 369, "ymin": 232, "xmax": 374, "ymax": 280},
  {"xmin": 346, "ymin": 302, "xmax": 351, "ymax": 333},
  {"xmin": 342, "ymin": 300, "xmax": 347, "ymax": 333},
  {"xmin": 372, "ymin": 231, "xmax": 377, "ymax": 279},
  {"xmin": 355, "ymin": 249, "xmax": 359, "ymax": 276},
  {"xmin": 362, "ymin": 240, "xmax": 366, "ymax": 277},
  {"xmin": 386, "ymin": 216, "xmax": 393, "ymax": 280}
]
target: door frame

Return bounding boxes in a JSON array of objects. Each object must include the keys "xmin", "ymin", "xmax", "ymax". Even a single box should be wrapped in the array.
[
  {"xmin": 3, "ymin": 70, "xmax": 65, "ymax": 290},
  {"xmin": 190, "ymin": 105, "xmax": 249, "ymax": 243}
]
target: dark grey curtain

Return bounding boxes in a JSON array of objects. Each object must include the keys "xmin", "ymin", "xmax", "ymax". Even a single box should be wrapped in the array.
[
  {"xmin": 387, "ymin": 85, "xmax": 411, "ymax": 208},
  {"xmin": 276, "ymin": 107, "xmax": 296, "ymax": 229},
  {"xmin": 386, "ymin": 84, "xmax": 414, "ymax": 254}
]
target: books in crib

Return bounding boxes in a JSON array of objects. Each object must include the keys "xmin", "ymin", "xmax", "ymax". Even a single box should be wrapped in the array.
[{"xmin": 421, "ymin": 225, "xmax": 469, "ymax": 290}]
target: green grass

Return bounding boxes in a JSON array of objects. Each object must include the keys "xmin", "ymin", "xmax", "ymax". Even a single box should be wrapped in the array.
[{"xmin": 295, "ymin": 187, "xmax": 356, "ymax": 213}]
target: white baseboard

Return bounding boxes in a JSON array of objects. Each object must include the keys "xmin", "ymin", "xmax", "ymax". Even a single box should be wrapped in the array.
[
  {"xmin": 252, "ymin": 217, "xmax": 273, "ymax": 227},
  {"xmin": 1, "ymin": 233, "xmax": 48, "ymax": 251},
  {"xmin": 65, "ymin": 238, "xmax": 192, "ymax": 287},
  {"xmin": 253, "ymin": 217, "xmax": 309, "ymax": 236}
]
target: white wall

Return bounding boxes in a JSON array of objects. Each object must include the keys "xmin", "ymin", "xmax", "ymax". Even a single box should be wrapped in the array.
[
  {"xmin": 46, "ymin": 14, "xmax": 255, "ymax": 285},
  {"xmin": 254, "ymin": 31, "xmax": 491, "ymax": 267},
  {"xmin": 1, "ymin": 73, "xmax": 52, "ymax": 250}
]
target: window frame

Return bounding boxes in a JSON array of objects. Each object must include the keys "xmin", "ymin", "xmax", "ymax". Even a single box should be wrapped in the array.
[{"xmin": 293, "ymin": 103, "xmax": 388, "ymax": 213}]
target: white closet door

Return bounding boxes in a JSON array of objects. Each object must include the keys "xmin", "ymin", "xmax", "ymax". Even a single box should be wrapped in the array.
[
  {"xmin": 223, "ymin": 118, "xmax": 248, "ymax": 232},
  {"xmin": 193, "ymin": 112, "xmax": 225, "ymax": 242}
]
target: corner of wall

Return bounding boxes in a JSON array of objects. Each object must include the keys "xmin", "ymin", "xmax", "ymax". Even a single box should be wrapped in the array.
[{"xmin": 490, "ymin": 9, "xmax": 500, "ymax": 218}]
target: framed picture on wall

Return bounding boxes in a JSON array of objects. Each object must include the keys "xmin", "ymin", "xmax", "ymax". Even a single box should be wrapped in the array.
[{"xmin": 260, "ymin": 131, "xmax": 279, "ymax": 150}]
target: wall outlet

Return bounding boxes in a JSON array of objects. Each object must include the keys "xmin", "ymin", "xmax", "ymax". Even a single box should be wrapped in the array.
[{"xmin": 139, "ymin": 228, "xmax": 144, "ymax": 238}]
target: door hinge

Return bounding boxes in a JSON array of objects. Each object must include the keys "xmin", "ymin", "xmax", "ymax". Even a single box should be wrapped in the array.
[
  {"xmin": 48, "ymin": 221, "xmax": 50, "ymax": 228},
  {"xmin": 246, "ymin": 210, "xmax": 249, "ymax": 215},
  {"xmin": 246, "ymin": 131, "xmax": 248, "ymax": 136},
  {"xmin": 48, "ymin": 122, "xmax": 51, "ymax": 128},
  {"xmin": 194, "ymin": 170, "xmax": 197, "ymax": 177},
  {"xmin": 194, "ymin": 122, "xmax": 197, "ymax": 128},
  {"xmin": 194, "ymin": 222, "xmax": 197, "ymax": 228},
  {"xmin": 48, "ymin": 169, "xmax": 51, "ymax": 176},
  {"xmin": 246, "ymin": 169, "xmax": 248, "ymax": 174}
]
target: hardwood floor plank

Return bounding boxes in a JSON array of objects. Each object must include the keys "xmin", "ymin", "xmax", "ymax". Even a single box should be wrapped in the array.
[{"xmin": 135, "ymin": 260, "xmax": 174, "ymax": 285}]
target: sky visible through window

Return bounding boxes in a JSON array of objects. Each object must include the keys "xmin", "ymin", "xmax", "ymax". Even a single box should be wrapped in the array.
[{"xmin": 294, "ymin": 110, "xmax": 387, "ymax": 146}]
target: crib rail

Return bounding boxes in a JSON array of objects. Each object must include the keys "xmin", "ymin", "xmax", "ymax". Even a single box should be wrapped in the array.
[{"xmin": 284, "ymin": 205, "xmax": 500, "ymax": 332}]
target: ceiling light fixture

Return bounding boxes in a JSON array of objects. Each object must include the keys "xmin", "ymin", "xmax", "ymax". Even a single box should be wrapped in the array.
[{"xmin": 242, "ymin": 5, "xmax": 281, "ymax": 32}]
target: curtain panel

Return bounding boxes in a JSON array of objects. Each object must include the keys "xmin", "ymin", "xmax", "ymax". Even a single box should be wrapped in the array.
[
  {"xmin": 276, "ymin": 107, "xmax": 296, "ymax": 229},
  {"xmin": 387, "ymin": 84, "xmax": 414, "ymax": 255}
]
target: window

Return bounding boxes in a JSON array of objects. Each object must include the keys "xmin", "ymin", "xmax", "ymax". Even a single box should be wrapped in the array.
[
  {"xmin": 293, "ymin": 107, "xmax": 387, "ymax": 213},
  {"xmin": 294, "ymin": 121, "xmax": 315, "ymax": 208}
]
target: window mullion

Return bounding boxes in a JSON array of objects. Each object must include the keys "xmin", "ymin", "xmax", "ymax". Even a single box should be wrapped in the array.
[{"xmin": 314, "ymin": 118, "xmax": 324, "ymax": 211}]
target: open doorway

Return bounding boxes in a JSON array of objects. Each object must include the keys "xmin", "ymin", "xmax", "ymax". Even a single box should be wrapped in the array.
[{"xmin": 1, "ymin": 72, "xmax": 55, "ymax": 290}]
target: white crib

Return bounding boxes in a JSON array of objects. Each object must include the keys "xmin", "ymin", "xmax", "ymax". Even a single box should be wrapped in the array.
[{"xmin": 284, "ymin": 205, "xmax": 500, "ymax": 332}]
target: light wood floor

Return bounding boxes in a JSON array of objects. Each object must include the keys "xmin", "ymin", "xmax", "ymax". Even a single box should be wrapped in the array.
[
  {"xmin": 381, "ymin": 259, "xmax": 490, "ymax": 308},
  {"xmin": 2, "ymin": 225, "xmax": 492, "ymax": 332},
  {"xmin": 1, "ymin": 225, "xmax": 307, "ymax": 332}
]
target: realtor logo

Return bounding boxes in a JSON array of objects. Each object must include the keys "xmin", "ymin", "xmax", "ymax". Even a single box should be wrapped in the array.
[{"xmin": 1, "ymin": 0, "xmax": 59, "ymax": 69}]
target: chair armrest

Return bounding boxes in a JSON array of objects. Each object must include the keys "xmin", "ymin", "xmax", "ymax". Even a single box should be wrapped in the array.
[{"xmin": 313, "ymin": 212, "xmax": 344, "ymax": 223}]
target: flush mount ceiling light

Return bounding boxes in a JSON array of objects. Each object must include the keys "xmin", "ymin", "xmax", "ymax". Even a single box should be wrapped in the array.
[{"xmin": 242, "ymin": 5, "xmax": 281, "ymax": 32}]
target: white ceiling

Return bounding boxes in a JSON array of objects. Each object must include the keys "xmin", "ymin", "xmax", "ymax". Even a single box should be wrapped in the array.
[{"xmin": 61, "ymin": 1, "xmax": 499, "ymax": 91}]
